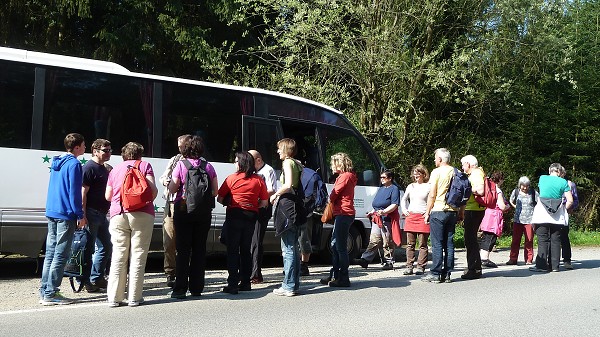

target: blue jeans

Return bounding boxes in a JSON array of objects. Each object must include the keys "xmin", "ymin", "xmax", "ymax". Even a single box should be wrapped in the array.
[
  {"xmin": 280, "ymin": 226, "xmax": 301, "ymax": 291},
  {"xmin": 86, "ymin": 208, "xmax": 112, "ymax": 283},
  {"xmin": 40, "ymin": 217, "xmax": 76, "ymax": 299},
  {"xmin": 428, "ymin": 211, "xmax": 457, "ymax": 276},
  {"xmin": 330, "ymin": 215, "xmax": 354, "ymax": 281}
]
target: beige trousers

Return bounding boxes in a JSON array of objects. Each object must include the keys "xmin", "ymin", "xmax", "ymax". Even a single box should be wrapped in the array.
[{"xmin": 107, "ymin": 212, "xmax": 154, "ymax": 304}]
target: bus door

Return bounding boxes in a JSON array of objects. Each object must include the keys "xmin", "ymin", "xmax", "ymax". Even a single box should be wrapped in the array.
[{"xmin": 242, "ymin": 116, "xmax": 283, "ymax": 169}]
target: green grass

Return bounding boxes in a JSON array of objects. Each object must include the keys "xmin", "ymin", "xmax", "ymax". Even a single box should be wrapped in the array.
[{"xmin": 452, "ymin": 226, "xmax": 600, "ymax": 248}]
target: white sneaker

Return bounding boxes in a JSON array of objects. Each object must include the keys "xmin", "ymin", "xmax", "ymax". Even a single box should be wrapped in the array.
[
  {"xmin": 40, "ymin": 292, "xmax": 73, "ymax": 306},
  {"xmin": 128, "ymin": 298, "xmax": 145, "ymax": 307},
  {"xmin": 272, "ymin": 287, "xmax": 297, "ymax": 297},
  {"xmin": 107, "ymin": 301, "xmax": 121, "ymax": 308}
]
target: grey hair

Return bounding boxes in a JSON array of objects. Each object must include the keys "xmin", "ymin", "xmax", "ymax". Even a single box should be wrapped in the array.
[
  {"xmin": 518, "ymin": 176, "xmax": 531, "ymax": 187},
  {"xmin": 435, "ymin": 148, "xmax": 451, "ymax": 163},
  {"xmin": 549, "ymin": 163, "xmax": 562, "ymax": 174},
  {"xmin": 461, "ymin": 155, "xmax": 478, "ymax": 167}
]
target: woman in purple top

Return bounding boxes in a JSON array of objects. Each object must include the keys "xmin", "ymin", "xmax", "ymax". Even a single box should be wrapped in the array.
[
  {"xmin": 167, "ymin": 136, "xmax": 218, "ymax": 298},
  {"xmin": 105, "ymin": 142, "xmax": 158, "ymax": 307}
]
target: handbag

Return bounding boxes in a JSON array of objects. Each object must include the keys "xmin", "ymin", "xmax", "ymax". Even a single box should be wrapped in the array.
[{"xmin": 320, "ymin": 202, "xmax": 334, "ymax": 224}]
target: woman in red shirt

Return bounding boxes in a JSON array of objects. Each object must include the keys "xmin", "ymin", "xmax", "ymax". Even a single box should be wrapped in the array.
[
  {"xmin": 217, "ymin": 152, "xmax": 269, "ymax": 294},
  {"xmin": 320, "ymin": 152, "xmax": 357, "ymax": 287}
]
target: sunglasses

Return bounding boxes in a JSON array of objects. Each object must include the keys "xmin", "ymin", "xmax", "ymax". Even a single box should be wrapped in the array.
[{"xmin": 97, "ymin": 148, "xmax": 112, "ymax": 153}]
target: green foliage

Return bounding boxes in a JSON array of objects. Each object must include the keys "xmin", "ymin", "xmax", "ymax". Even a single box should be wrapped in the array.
[{"xmin": 2, "ymin": 0, "xmax": 600, "ymax": 228}]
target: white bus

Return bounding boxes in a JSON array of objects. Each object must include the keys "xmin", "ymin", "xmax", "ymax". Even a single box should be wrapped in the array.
[{"xmin": 0, "ymin": 46, "xmax": 384, "ymax": 260}]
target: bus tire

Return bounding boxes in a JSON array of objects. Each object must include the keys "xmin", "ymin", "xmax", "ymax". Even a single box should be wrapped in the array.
[{"xmin": 323, "ymin": 224, "xmax": 363, "ymax": 263}]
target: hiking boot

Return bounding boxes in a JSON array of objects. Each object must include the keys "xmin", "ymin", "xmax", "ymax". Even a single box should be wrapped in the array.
[
  {"xmin": 329, "ymin": 279, "xmax": 351, "ymax": 287},
  {"xmin": 420, "ymin": 273, "xmax": 443, "ymax": 283},
  {"xmin": 250, "ymin": 276, "xmax": 263, "ymax": 284},
  {"xmin": 91, "ymin": 278, "xmax": 108, "ymax": 289},
  {"xmin": 222, "ymin": 286, "xmax": 239, "ymax": 295},
  {"xmin": 238, "ymin": 283, "xmax": 252, "ymax": 291},
  {"xmin": 460, "ymin": 270, "xmax": 482, "ymax": 280},
  {"xmin": 564, "ymin": 261, "xmax": 573, "ymax": 270},
  {"xmin": 505, "ymin": 260, "xmax": 517, "ymax": 265},
  {"xmin": 300, "ymin": 263, "xmax": 310, "ymax": 276},
  {"xmin": 482, "ymin": 260, "xmax": 498, "ymax": 268},
  {"xmin": 354, "ymin": 258, "xmax": 368, "ymax": 269},
  {"xmin": 41, "ymin": 292, "xmax": 73, "ymax": 306},
  {"xmin": 403, "ymin": 268, "xmax": 414, "ymax": 275},
  {"xmin": 381, "ymin": 263, "xmax": 393, "ymax": 271},
  {"xmin": 169, "ymin": 291, "xmax": 186, "ymax": 299},
  {"xmin": 273, "ymin": 287, "xmax": 297, "ymax": 297},
  {"xmin": 85, "ymin": 282, "xmax": 101, "ymax": 293},
  {"xmin": 166, "ymin": 275, "xmax": 176, "ymax": 288},
  {"xmin": 415, "ymin": 267, "xmax": 426, "ymax": 275},
  {"xmin": 319, "ymin": 276, "xmax": 332, "ymax": 285},
  {"xmin": 528, "ymin": 266, "xmax": 549, "ymax": 273}
]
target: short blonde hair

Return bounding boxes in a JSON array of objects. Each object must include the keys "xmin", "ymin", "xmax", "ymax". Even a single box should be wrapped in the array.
[
  {"xmin": 330, "ymin": 152, "xmax": 353, "ymax": 173},
  {"xmin": 277, "ymin": 138, "xmax": 297, "ymax": 158}
]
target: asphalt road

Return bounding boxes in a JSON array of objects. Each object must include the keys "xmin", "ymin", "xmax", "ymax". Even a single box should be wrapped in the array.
[{"xmin": 0, "ymin": 247, "xmax": 599, "ymax": 336}]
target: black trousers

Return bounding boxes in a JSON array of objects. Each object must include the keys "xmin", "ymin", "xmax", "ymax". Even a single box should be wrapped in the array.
[
  {"xmin": 560, "ymin": 225, "xmax": 572, "ymax": 263},
  {"xmin": 535, "ymin": 223, "xmax": 562, "ymax": 270},
  {"xmin": 464, "ymin": 210, "xmax": 485, "ymax": 271},
  {"xmin": 173, "ymin": 202, "xmax": 211, "ymax": 294},
  {"xmin": 225, "ymin": 207, "xmax": 257, "ymax": 288},
  {"xmin": 250, "ymin": 215, "xmax": 269, "ymax": 279}
]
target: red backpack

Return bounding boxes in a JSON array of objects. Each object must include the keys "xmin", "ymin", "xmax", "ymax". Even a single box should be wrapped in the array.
[
  {"xmin": 474, "ymin": 177, "xmax": 498, "ymax": 209},
  {"xmin": 120, "ymin": 160, "xmax": 153, "ymax": 212}
]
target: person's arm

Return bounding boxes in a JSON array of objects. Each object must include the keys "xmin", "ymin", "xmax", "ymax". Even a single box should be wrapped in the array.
[
  {"xmin": 80, "ymin": 185, "xmax": 90, "ymax": 229},
  {"xmin": 563, "ymin": 190, "xmax": 574, "ymax": 210},
  {"xmin": 509, "ymin": 189, "xmax": 517, "ymax": 208},
  {"xmin": 159, "ymin": 156, "xmax": 176, "ymax": 187},
  {"xmin": 401, "ymin": 184, "xmax": 411, "ymax": 216},
  {"xmin": 146, "ymin": 174, "xmax": 159, "ymax": 199},
  {"xmin": 471, "ymin": 168, "xmax": 485, "ymax": 196},
  {"xmin": 270, "ymin": 160, "xmax": 293, "ymax": 203},
  {"xmin": 424, "ymin": 181, "xmax": 437, "ymax": 224},
  {"xmin": 497, "ymin": 190, "xmax": 510, "ymax": 212}
]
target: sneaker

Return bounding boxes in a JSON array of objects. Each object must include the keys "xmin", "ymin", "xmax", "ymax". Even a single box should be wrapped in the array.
[
  {"xmin": 319, "ymin": 276, "xmax": 332, "ymax": 285},
  {"xmin": 41, "ymin": 292, "xmax": 73, "ymax": 306},
  {"xmin": 443, "ymin": 273, "xmax": 452, "ymax": 283},
  {"xmin": 166, "ymin": 275, "xmax": 176, "ymax": 288},
  {"xmin": 528, "ymin": 266, "xmax": 549, "ymax": 273},
  {"xmin": 329, "ymin": 279, "xmax": 351, "ymax": 287},
  {"xmin": 525, "ymin": 261, "xmax": 533, "ymax": 265},
  {"xmin": 381, "ymin": 263, "xmax": 393, "ymax": 271},
  {"xmin": 300, "ymin": 263, "xmax": 310, "ymax": 276},
  {"xmin": 420, "ymin": 273, "xmax": 443, "ymax": 283},
  {"xmin": 107, "ymin": 301, "xmax": 121, "ymax": 308},
  {"xmin": 402, "ymin": 268, "xmax": 414, "ymax": 275},
  {"xmin": 460, "ymin": 270, "xmax": 482, "ymax": 280},
  {"xmin": 128, "ymin": 298, "xmax": 144, "ymax": 307},
  {"xmin": 414, "ymin": 267, "xmax": 426, "ymax": 275},
  {"xmin": 272, "ymin": 287, "xmax": 297, "ymax": 297},
  {"xmin": 169, "ymin": 291, "xmax": 186, "ymax": 299},
  {"xmin": 505, "ymin": 260, "xmax": 517, "ymax": 265},
  {"xmin": 482, "ymin": 260, "xmax": 498, "ymax": 268},
  {"xmin": 354, "ymin": 258, "xmax": 368, "ymax": 269},
  {"xmin": 222, "ymin": 286, "xmax": 239, "ymax": 295},
  {"xmin": 564, "ymin": 262, "xmax": 573, "ymax": 270}
]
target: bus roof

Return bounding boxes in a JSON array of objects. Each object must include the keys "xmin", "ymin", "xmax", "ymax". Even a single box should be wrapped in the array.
[{"xmin": 0, "ymin": 46, "xmax": 343, "ymax": 116}]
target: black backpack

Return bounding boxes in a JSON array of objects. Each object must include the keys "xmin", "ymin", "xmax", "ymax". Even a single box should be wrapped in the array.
[
  {"xmin": 64, "ymin": 228, "xmax": 94, "ymax": 292},
  {"xmin": 445, "ymin": 167, "xmax": 472, "ymax": 208},
  {"xmin": 182, "ymin": 159, "xmax": 214, "ymax": 213}
]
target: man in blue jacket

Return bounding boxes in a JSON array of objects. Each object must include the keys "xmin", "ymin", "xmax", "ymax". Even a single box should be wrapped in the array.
[{"xmin": 40, "ymin": 133, "xmax": 86, "ymax": 305}]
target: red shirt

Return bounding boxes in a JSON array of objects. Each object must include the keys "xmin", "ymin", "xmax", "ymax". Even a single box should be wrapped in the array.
[
  {"xmin": 330, "ymin": 172, "xmax": 357, "ymax": 216},
  {"xmin": 218, "ymin": 172, "xmax": 268, "ymax": 213}
]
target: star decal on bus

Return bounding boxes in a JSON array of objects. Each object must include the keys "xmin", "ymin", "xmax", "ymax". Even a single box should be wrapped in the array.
[
  {"xmin": 42, "ymin": 155, "xmax": 51, "ymax": 163},
  {"xmin": 154, "ymin": 204, "xmax": 159, "ymax": 212},
  {"xmin": 79, "ymin": 157, "xmax": 88, "ymax": 165}
]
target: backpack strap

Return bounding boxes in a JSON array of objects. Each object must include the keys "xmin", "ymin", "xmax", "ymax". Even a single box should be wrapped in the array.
[{"xmin": 69, "ymin": 277, "xmax": 85, "ymax": 293}]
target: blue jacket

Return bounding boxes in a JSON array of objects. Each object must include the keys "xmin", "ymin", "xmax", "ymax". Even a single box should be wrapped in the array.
[{"xmin": 45, "ymin": 153, "xmax": 84, "ymax": 220}]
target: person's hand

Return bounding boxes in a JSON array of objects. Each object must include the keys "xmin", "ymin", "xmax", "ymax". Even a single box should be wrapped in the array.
[
  {"xmin": 424, "ymin": 213, "xmax": 430, "ymax": 224},
  {"xmin": 269, "ymin": 194, "xmax": 278, "ymax": 204},
  {"xmin": 402, "ymin": 211, "xmax": 409, "ymax": 217},
  {"xmin": 78, "ymin": 217, "xmax": 87, "ymax": 229}
]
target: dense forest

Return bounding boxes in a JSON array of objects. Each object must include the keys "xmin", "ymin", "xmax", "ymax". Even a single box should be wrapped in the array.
[{"xmin": 1, "ymin": 0, "xmax": 599, "ymax": 229}]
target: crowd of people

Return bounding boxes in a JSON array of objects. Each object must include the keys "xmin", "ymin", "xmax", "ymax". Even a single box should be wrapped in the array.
[{"xmin": 38, "ymin": 134, "xmax": 578, "ymax": 306}]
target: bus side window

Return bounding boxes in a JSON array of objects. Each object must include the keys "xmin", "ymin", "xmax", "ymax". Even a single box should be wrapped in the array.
[{"xmin": 319, "ymin": 127, "xmax": 379, "ymax": 187}]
